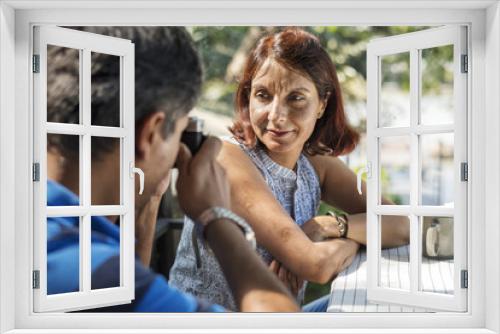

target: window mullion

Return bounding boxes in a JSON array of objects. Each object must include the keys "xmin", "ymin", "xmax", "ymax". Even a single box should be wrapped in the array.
[
  {"xmin": 121, "ymin": 50, "xmax": 135, "ymax": 292},
  {"xmin": 453, "ymin": 26, "xmax": 469, "ymax": 305},
  {"xmin": 409, "ymin": 48, "xmax": 420, "ymax": 294},
  {"xmin": 81, "ymin": 48, "xmax": 92, "ymax": 293}
]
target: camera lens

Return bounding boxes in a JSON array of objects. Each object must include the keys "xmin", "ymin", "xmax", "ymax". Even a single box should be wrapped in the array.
[{"xmin": 181, "ymin": 117, "xmax": 206, "ymax": 155}]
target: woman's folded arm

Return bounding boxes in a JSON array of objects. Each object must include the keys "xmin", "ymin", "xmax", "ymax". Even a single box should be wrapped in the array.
[
  {"xmin": 218, "ymin": 142, "xmax": 359, "ymax": 283},
  {"xmin": 308, "ymin": 154, "xmax": 410, "ymax": 248}
]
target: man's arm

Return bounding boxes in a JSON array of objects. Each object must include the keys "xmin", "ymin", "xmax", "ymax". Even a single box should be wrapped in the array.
[
  {"xmin": 205, "ymin": 218, "xmax": 299, "ymax": 312},
  {"xmin": 135, "ymin": 171, "xmax": 172, "ymax": 267},
  {"xmin": 134, "ymin": 196, "xmax": 161, "ymax": 267}
]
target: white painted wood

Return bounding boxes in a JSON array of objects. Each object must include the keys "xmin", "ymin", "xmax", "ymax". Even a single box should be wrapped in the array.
[
  {"xmin": 32, "ymin": 26, "xmax": 135, "ymax": 312},
  {"xmin": 410, "ymin": 48, "xmax": 420, "ymax": 294},
  {"xmin": 366, "ymin": 39, "xmax": 379, "ymax": 298},
  {"xmin": 3, "ymin": 3, "xmax": 493, "ymax": 332},
  {"xmin": 368, "ymin": 26, "xmax": 465, "ymax": 56},
  {"xmin": 34, "ymin": 26, "xmax": 131, "ymax": 56},
  {"xmin": 452, "ymin": 23, "xmax": 469, "ymax": 315},
  {"xmin": 373, "ymin": 205, "xmax": 454, "ymax": 217},
  {"xmin": 121, "ymin": 41, "xmax": 135, "ymax": 295},
  {"xmin": 373, "ymin": 124, "xmax": 455, "ymax": 137},
  {"xmin": 328, "ymin": 246, "xmax": 455, "ymax": 312},
  {"xmin": 81, "ymin": 47, "xmax": 92, "ymax": 296},
  {"xmin": 39, "ymin": 287, "xmax": 133, "ymax": 313},
  {"xmin": 46, "ymin": 205, "xmax": 126, "ymax": 217},
  {"xmin": 32, "ymin": 24, "xmax": 47, "ymax": 312},
  {"xmin": 46, "ymin": 123, "xmax": 127, "ymax": 138},
  {"xmin": 3, "ymin": 0, "xmax": 497, "ymax": 10},
  {"xmin": 366, "ymin": 25, "xmax": 468, "ymax": 312},
  {"xmin": 484, "ymin": 4, "xmax": 500, "ymax": 333},
  {"xmin": 0, "ymin": 3, "xmax": 16, "ymax": 333}
]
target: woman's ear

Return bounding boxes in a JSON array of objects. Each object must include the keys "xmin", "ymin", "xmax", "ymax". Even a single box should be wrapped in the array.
[
  {"xmin": 317, "ymin": 109, "xmax": 325, "ymax": 119},
  {"xmin": 318, "ymin": 92, "xmax": 331, "ymax": 119},
  {"xmin": 136, "ymin": 111, "xmax": 166, "ymax": 161}
]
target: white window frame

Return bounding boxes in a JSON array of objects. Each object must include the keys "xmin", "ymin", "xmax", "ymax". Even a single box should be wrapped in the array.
[
  {"xmin": 0, "ymin": 1, "xmax": 498, "ymax": 333},
  {"xmin": 366, "ymin": 25, "xmax": 468, "ymax": 312},
  {"xmin": 32, "ymin": 26, "xmax": 136, "ymax": 312}
]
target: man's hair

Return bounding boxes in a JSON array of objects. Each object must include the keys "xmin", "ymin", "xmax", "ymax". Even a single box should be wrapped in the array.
[{"xmin": 47, "ymin": 26, "xmax": 203, "ymax": 160}]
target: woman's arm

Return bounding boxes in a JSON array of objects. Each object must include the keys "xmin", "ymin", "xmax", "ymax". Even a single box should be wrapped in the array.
[
  {"xmin": 177, "ymin": 138, "xmax": 298, "ymax": 312},
  {"xmin": 218, "ymin": 142, "xmax": 359, "ymax": 284},
  {"xmin": 307, "ymin": 154, "xmax": 409, "ymax": 248}
]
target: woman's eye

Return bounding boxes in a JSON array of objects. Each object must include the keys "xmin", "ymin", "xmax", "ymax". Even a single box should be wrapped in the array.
[
  {"xmin": 289, "ymin": 94, "xmax": 305, "ymax": 102},
  {"xmin": 255, "ymin": 91, "xmax": 270, "ymax": 100}
]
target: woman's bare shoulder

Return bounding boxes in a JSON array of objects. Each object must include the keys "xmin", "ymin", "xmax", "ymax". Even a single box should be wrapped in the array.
[
  {"xmin": 218, "ymin": 140, "xmax": 248, "ymax": 165},
  {"xmin": 218, "ymin": 141, "xmax": 262, "ymax": 179},
  {"xmin": 305, "ymin": 153, "xmax": 345, "ymax": 185}
]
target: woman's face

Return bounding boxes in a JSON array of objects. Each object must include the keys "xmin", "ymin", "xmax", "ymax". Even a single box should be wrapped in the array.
[{"xmin": 249, "ymin": 60, "xmax": 326, "ymax": 156}]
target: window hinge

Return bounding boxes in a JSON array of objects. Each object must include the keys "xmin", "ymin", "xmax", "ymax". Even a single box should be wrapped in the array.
[
  {"xmin": 461, "ymin": 162, "xmax": 468, "ymax": 182},
  {"xmin": 461, "ymin": 270, "xmax": 468, "ymax": 289},
  {"xmin": 33, "ymin": 55, "xmax": 40, "ymax": 73},
  {"xmin": 33, "ymin": 270, "xmax": 40, "ymax": 289},
  {"xmin": 33, "ymin": 163, "xmax": 40, "ymax": 182},
  {"xmin": 461, "ymin": 54, "xmax": 468, "ymax": 73}
]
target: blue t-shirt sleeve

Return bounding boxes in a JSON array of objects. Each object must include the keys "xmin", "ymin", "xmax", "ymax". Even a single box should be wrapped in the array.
[{"xmin": 89, "ymin": 256, "xmax": 225, "ymax": 313}]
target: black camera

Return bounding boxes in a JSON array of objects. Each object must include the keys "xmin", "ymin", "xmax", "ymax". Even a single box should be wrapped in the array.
[{"xmin": 181, "ymin": 116, "xmax": 207, "ymax": 155}]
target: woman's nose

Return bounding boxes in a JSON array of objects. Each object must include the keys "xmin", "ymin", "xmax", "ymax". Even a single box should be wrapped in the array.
[{"xmin": 267, "ymin": 98, "xmax": 287, "ymax": 123}]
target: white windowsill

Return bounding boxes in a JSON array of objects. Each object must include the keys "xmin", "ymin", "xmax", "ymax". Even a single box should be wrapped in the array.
[{"xmin": 0, "ymin": 1, "xmax": 498, "ymax": 333}]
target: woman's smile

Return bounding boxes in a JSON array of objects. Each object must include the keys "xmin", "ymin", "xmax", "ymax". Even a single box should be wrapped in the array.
[{"xmin": 266, "ymin": 128, "xmax": 296, "ymax": 138}]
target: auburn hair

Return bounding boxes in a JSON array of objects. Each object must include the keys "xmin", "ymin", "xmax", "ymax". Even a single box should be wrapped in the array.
[{"xmin": 230, "ymin": 27, "xmax": 359, "ymax": 156}]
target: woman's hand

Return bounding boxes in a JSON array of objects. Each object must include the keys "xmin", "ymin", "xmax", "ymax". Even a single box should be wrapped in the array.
[
  {"xmin": 302, "ymin": 215, "xmax": 341, "ymax": 242},
  {"xmin": 269, "ymin": 260, "xmax": 304, "ymax": 297},
  {"xmin": 329, "ymin": 238, "xmax": 360, "ymax": 276},
  {"xmin": 229, "ymin": 115, "xmax": 257, "ymax": 148}
]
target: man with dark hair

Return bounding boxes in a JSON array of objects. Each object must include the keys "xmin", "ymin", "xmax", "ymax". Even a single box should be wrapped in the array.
[{"xmin": 46, "ymin": 26, "xmax": 298, "ymax": 312}]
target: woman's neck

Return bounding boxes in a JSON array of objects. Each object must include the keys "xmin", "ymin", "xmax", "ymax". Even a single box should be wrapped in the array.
[{"xmin": 266, "ymin": 147, "xmax": 302, "ymax": 171}]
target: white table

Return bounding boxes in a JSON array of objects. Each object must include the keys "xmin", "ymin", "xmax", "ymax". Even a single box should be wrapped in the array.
[{"xmin": 327, "ymin": 245, "xmax": 454, "ymax": 312}]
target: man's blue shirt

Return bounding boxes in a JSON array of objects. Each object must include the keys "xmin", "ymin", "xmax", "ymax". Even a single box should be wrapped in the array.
[{"xmin": 47, "ymin": 180, "xmax": 224, "ymax": 312}]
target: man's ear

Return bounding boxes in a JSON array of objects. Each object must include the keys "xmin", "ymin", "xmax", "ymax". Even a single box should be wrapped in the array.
[{"xmin": 136, "ymin": 111, "xmax": 166, "ymax": 161}]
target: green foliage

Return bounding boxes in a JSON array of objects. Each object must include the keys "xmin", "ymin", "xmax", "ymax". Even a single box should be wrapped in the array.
[
  {"xmin": 303, "ymin": 281, "xmax": 331, "ymax": 305},
  {"xmin": 421, "ymin": 44, "xmax": 454, "ymax": 94},
  {"xmin": 189, "ymin": 26, "xmax": 438, "ymax": 118},
  {"xmin": 189, "ymin": 27, "xmax": 250, "ymax": 116}
]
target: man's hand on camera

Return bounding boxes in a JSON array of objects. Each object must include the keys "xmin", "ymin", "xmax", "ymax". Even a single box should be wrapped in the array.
[{"xmin": 175, "ymin": 136, "xmax": 230, "ymax": 220}]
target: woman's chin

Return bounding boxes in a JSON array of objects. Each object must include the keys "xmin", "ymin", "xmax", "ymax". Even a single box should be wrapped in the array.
[{"xmin": 262, "ymin": 139, "xmax": 296, "ymax": 154}]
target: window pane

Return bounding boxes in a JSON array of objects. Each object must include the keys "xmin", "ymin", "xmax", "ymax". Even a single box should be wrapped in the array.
[
  {"xmin": 91, "ymin": 52, "xmax": 121, "ymax": 127},
  {"xmin": 91, "ymin": 137, "xmax": 121, "ymax": 205},
  {"xmin": 47, "ymin": 45, "xmax": 80, "ymax": 124},
  {"xmin": 380, "ymin": 215, "xmax": 411, "ymax": 291},
  {"xmin": 380, "ymin": 52, "xmax": 410, "ymax": 128},
  {"xmin": 47, "ymin": 216, "xmax": 80, "ymax": 295},
  {"xmin": 420, "ymin": 216, "xmax": 454, "ymax": 295},
  {"xmin": 421, "ymin": 133, "xmax": 454, "ymax": 206},
  {"xmin": 91, "ymin": 215, "xmax": 121, "ymax": 290},
  {"xmin": 420, "ymin": 45, "xmax": 454, "ymax": 125},
  {"xmin": 380, "ymin": 136, "xmax": 410, "ymax": 205},
  {"xmin": 47, "ymin": 134, "xmax": 80, "ymax": 206}
]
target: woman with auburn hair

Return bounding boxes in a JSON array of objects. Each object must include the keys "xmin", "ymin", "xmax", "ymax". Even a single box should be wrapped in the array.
[{"xmin": 170, "ymin": 27, "xmax": 409, "ymax": 311}]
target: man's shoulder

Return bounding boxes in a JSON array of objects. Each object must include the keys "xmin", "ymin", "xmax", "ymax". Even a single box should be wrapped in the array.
[{"xmin": 89, "ymin": 257, "xmax": 225, "ymax": 313}]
